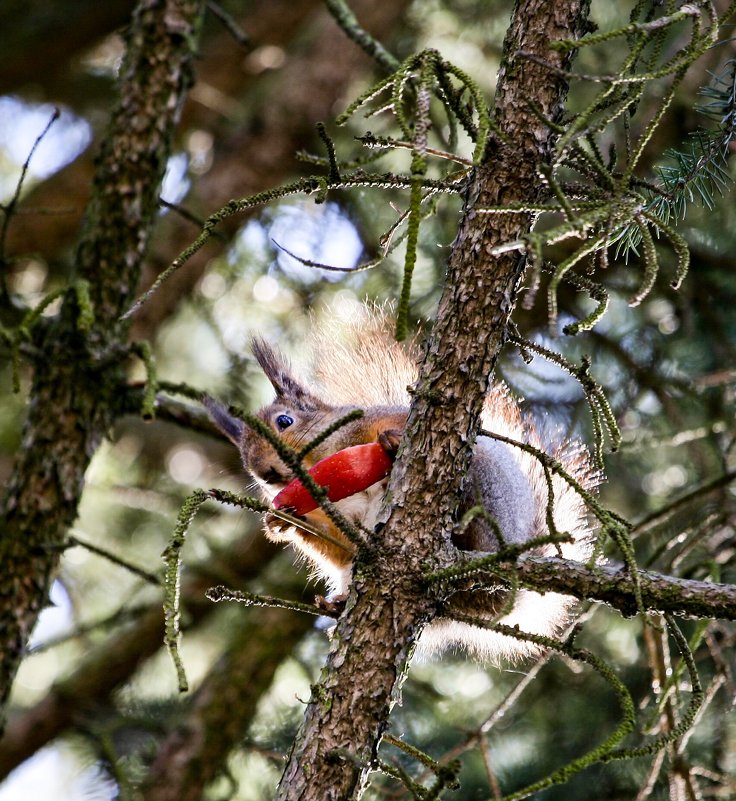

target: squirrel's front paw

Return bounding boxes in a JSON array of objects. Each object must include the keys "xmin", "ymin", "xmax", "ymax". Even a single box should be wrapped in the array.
[
  {"xmin": 265, "ymin": 510, "xmax": 298, "ymax": 533},
  {"xmin": 377, "ymin": 428, "xmax": 402, "ymax": 457},
  {"xmin": 315, "ymin": 594, "xmax": 347, "ymax": 616}
]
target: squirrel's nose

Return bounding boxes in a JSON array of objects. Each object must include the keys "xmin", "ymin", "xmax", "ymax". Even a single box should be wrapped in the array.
[{"xmin": 259, "ymin": 467, "xmax": 287, "ymax": 485}]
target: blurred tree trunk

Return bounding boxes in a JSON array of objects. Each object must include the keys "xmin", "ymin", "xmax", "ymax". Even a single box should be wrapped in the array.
[
  {"xmin": 0, "ymin": 534, "xmax": 278, "ymax": 780},
  {"xmin": 0, "ymin": 0, "xmax": 207, "ymax": 722},
  {"xmin": 139, "ymin": 604, "xmax": 314, "ymax": 801}
]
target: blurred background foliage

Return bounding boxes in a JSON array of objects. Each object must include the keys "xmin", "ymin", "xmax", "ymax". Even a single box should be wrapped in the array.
[{"xmin": 0, "ymin": 0, "xmax": 734, "ymax": 799}]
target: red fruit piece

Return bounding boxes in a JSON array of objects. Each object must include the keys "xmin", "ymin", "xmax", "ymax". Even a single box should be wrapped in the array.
[{"xmin": 272, "ymin": 442, "xmax": 394, "ymax": 515}]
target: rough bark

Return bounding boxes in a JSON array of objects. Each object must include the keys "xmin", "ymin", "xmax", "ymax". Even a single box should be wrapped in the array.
[
  {"xmin": 274, "ymin": 2, "xmax": 592, "ymax": 799},
  {"xmin": 0, "ymin": 0, "xmax": 207, "ymax": 722}
]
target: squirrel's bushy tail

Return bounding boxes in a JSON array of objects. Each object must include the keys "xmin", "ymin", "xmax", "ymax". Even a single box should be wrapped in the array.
[
  {"xmin": 311, "ymin": 304, "xmax": 418, "ymax": 407},
  {"xmin": 309, "ymin": 304, "xmax": 598, "ymax": 662}
]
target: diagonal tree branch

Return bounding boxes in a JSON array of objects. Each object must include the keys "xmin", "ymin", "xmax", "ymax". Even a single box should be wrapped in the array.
[{"xmin": 138, "ymin": 604, "xmax": 314, "ymax": 801}]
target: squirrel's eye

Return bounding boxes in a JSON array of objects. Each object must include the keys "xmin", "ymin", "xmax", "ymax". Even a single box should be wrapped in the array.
[{"xmin": 275, "ymin": 414, "xmax": 294, "ymax": 431}]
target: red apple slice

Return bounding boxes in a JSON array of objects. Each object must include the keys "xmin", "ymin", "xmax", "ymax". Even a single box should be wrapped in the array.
[{"xmin": 272, "ymin": 442, "xmax": 394, "ymax": 515}]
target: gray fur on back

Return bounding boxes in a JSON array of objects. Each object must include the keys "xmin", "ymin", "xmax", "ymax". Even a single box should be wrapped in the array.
[{"xmin": 460, "ymin": 437, "xmax": 536, "ymax": 551}]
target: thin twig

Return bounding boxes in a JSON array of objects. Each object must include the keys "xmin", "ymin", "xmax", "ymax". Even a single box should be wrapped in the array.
[
  {"xmin": 0, "ymin": 108, "xmax": 60, "ymax": 296},
  {"xmin": 68, "ymin": 534, "xmax": 161, "ymax": 585},
  {"xmin": 206, "ymin": 0, "xmax": 251, "ymax": 49}
]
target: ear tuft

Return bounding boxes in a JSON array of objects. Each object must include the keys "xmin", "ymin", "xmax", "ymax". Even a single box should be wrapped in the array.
[
  {"xmin": 251, "ymin": 337, "xmax": 322, "ymax": 409},
  {"xmin": 203, "ymin": 395, "xmax": 245, "ymax": 445}
]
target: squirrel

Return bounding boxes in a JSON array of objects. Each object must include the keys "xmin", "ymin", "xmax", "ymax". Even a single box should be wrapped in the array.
[{"xmin": 205, "ymin": 309, "xmax": 597, "ymax": 661}]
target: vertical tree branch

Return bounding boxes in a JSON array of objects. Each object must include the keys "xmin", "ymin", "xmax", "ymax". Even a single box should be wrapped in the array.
[
  {"xmin": 275, "ymin": 1, "xmax": 592, "ymax": 799},
  {"xmin": 0, "ymin": 0, "xmax": 206, "ymax": 722}
]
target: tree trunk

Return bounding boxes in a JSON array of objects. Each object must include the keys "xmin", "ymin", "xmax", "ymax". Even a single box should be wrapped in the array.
[{"xmin": 274, "ymin": 1, "xmax": 592, "ymax": 798}]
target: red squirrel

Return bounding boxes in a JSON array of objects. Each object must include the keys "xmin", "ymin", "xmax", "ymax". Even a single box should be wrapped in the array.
[{"xmin": 206, "ymin": 311, "xmax": 596, "ymax": 661}]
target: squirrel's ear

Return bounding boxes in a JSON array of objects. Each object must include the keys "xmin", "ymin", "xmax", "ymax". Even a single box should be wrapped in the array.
[
  {"xmin": 203, "ymin": 395, "xmax": 245, "ymax": 445},
  {"xmin": 251, "ymin": 337, "xmax": 322, "ymax": 409}
]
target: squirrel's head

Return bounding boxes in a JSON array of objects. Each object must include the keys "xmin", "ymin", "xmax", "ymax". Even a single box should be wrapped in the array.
[{"xmin": 205, "ymin": 339, "xmax": 359, "ymax": 497}]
